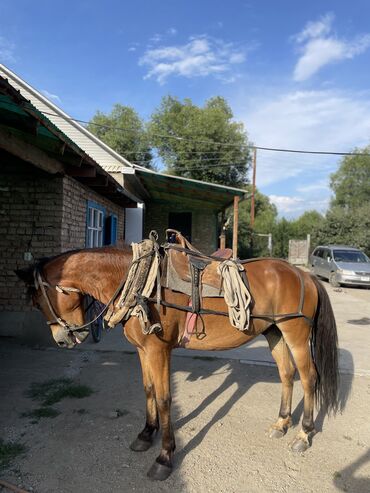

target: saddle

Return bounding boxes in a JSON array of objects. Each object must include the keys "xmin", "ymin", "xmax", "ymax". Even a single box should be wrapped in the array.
[{"xmin": 164, "ymin": 229, "xmax": 233, "ymax": 293}]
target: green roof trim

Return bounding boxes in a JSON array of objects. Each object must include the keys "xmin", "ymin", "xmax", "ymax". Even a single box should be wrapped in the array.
[{"xmin": 135, "ymin": 168, "xmax": 247, "ymax": 210}]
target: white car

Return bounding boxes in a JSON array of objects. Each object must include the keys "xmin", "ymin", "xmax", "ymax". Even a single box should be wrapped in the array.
[{"xmin": 310, "ymin": 245, "xmax": 370, "ymax": 287}]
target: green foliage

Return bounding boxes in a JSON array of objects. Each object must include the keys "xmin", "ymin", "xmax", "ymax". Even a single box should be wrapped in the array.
[
  {"xmin": 312, "ymin": 145, "xmax": 370, "ymax": 253},
  {"xmin": 21, "ymin": 407, "xmax": 60, "ymax": 420},
  {"xmin": 330, "ymin": 147, "xmax": 370, "ymax": 209},
  {"xmin": 0, "ymin": 439, "xmax": 26, "ymax": 470},
  {"xmin": 226, "ymin": 189, "xmax": 277, "ymax": 258},
  {"xmin": 315, "ymin": 204, "xmax": 370, "ymax": 255},
  {"xmin": 149, "ymin": 96, "xmax": 250, "ymax": 186},
  {"xmin": 272, "ymin": 218, "xmax": 294, "ymax": 258},
  {"xmin": 87, "ymin": 104, "xmax": 154, "ymax": 168},
  {"xmin": 289, "ymin": 210, "xmax": 325, "ymax": 239},
  {"xmin": 27, "ymin": 378, "xmax": 94, "ymax": 406}
]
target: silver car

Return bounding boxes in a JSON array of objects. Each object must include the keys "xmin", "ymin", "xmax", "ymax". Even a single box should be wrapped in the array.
[{"xmin": 310, "ymin": 245, "xmax": 370, "ymax": 287}]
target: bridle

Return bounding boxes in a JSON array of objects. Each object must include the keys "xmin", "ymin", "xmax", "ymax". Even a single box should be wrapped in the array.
[
  {"xmin": 33, "ymin": 241, "xmax": 159, "ymax": 335},
  {"xmin": 33, "ymin": 267, "xmax": 126, "ymax": 334}
]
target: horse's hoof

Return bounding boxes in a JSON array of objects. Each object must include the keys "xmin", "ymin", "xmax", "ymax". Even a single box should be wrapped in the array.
[
  {"xmin": 269, "ymin": 428, "xmax": 285, "ymax": 439},
  {"xmin": 147, "ymin": 461, "xmax": 172, "ymax": 481},
  {"xmin": 290, "ymin": 438, "xmax": 309, "ymax": 453},
  {"xmin": 130, "ymin": 437, "xmax": 152, "ymax": 452}
]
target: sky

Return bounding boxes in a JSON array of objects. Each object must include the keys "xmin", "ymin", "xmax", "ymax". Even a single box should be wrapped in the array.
[{"xmin": 1, "ymin": 0, "xmax": 370, "ymax": 218}]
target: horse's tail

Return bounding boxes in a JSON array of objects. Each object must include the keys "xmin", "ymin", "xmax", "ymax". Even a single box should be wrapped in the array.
[{"xmin": 310, "ymin": 275, "xmax": 339, "ymax": 415}]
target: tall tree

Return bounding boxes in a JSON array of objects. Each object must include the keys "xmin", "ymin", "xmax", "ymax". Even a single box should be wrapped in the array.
[
  {"xmin": 290, "ymin": 210, "xmax": 325, "ymax": 240},
  {"xmin": 149, "ymin": 96, "xmax": 250, "ymax": 186},
  {"xmin": 316, "ymin": 204, "xmax": 370, "ymax": 255},
  {"xmin": 330, "ymin": 146, "xmax": 370, "ymax": 209},
  {"xmin": 87, "ymin": 104, "xmax": 154, "ymax": 168}
]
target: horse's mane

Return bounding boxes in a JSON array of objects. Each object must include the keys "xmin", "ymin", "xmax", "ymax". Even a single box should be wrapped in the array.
[{"xmin": 21, "ymin": 245, "xmax": 132, "ymax": 299}]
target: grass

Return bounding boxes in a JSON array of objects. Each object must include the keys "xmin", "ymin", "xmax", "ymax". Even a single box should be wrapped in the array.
[
  {"xmin": 26, "ymin": 378, "xmax": 94, "ymax": 406},
  {"xmin": 192, "ymin": 355, "xmax": 217, "ymax": 362},
  {"xmin": 21, "ymin": 407, "xmax": 60, "ymax": 420},
  {"xmin": 0, "ymin": 439, "xmax": 27, "ymax": 470}
]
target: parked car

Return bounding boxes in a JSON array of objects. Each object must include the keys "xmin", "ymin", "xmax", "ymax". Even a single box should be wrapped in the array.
[{"xmin": 310, "ymin": 245, "xmax": 370, "ymax": 287}]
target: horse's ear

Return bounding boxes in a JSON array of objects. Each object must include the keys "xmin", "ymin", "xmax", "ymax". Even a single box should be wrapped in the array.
[{"xmin": 15, "ymin": 267, "xmax": 34, "ymax": 284}]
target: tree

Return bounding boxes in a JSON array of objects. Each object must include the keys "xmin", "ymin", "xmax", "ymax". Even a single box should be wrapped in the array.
[
  {"xmin": 290, "ymin": 210, "xmax": 325, "ymax": 241},
  {"xmin": 226, "ymin": 189, "xmax": 278, "ymax": 258},
  {"xmin": 149, "ymin": 96, "xmax": 250, "ymax": 186},
  {"xmin": 272, "ymin": 218, "xmax": 295, "ymax": 258},
  {"xmin": 87, "ymin": 104, "xmax": 154, "ymax": 168},
  {"xmin": 330, "ymin": 146, "xmax": 370, "ymax": 209},
  {"xmin": 315, "ymin": 204, "xmax": 370, "ymax": 255}
]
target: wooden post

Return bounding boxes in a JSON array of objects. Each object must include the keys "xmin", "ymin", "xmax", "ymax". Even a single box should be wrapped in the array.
[
  {"xmin": 250, "ymin": 147, "xmax": 257, "ymax": 228},
  {"xmin": 232, "ymin": 196, "xmax": 240, "ymax": 258},
  {"xmin": 219, "ymin": 211, "xmax": 226, "ymax": 249}
]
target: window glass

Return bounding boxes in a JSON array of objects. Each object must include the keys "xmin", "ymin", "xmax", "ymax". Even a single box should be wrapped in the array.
[
  {"xmin": 86, "ymin": 202, "xmax": 105, "ymax": 248},
  {"xmin": 333, "ymin": 250, "xmax": 369, "ymax": 263}
]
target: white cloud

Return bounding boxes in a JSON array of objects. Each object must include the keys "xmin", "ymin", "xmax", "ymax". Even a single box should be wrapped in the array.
[
  {"xmin": 139, "ymin": 35, "xmax": 246, "ymax": 84},
  {"xmin": 41, "ymin": 89, "xmax": 61, "ymax": 103},
  {"xmin": 0, "ymin": 36, "xmax": 16, "ymax": 63},
  {"xmin": 269, "ymin": 193, "xmax": 330, "ymax": 217},
  {"xmin": 241, "ymin": 89, "xmax": 370, "ymax": 187},
  {"xmin": 237, "ymin": 88, "xmax": 370, "ymax": 216},
  {"xmin": 293, "ymin": 14, "xmax": 370, "ymax": 81},
  {"xmin": 269, "ymin": 195, "xmax": 303, "ymax": 213},
  {"xmin": 167, "ymin": 27, "xmax": 177, "ymax": 36},
  {"xmin": 294, "ymin": 13, "xmax": 334, "ymax": 43}
]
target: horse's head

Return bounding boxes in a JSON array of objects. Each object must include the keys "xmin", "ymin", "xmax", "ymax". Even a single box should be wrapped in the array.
[{"xmin": 16, "ymin": 257, "xmax": 90, "ymax": 349}]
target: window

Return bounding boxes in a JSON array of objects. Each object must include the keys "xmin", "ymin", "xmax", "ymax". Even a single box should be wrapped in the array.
[
  {"xmin": 313, "ymin": 248, "xmax": 323, "ymax": 258},
  {"xmin": 105, "ymin": 214, "xmax": 118, "ymax": 246},
  {"xmin": 86, "ymin": 201, "xmax": 105, "ymax": 247}
]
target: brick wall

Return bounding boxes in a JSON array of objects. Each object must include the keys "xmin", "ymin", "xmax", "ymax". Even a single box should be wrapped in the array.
[
  {"xmin": 0, "ymin": 154, "xmax": 63, "ymax": 313},
  {"xmin": 0, "ymin": 151, "xmax": 125, "ymax": 314},
  {"xmin": 61, "ymin": 175, "xmax": 124, "ymax": 252},
  {"xmin": 144, "ymin": 201, "xmax": 218, "ymax": 254}
]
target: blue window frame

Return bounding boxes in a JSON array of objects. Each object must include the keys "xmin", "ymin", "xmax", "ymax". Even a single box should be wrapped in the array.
[
  {"xmin": 86, "ymin": 200, "xmax": 105, "ymax": 247},
  {"xmin": 105, "ymin": 214, "xmax": 118, "ymax": 246}
]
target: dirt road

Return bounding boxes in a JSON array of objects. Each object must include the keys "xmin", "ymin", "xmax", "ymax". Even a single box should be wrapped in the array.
[{"xmin": 1, "ymin": 339, "xmax": 369, "ymax": 493}]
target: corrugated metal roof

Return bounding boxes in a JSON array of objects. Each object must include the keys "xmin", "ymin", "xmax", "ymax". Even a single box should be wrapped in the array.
[{"xmin": 0, "ymin": 64, "xmax": 135, "ymax": 170}]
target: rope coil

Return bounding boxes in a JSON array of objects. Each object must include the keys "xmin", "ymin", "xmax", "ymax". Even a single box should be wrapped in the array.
[{"xmin": 217, "ymin": 260, "xmax": 252, "ymax": 331}]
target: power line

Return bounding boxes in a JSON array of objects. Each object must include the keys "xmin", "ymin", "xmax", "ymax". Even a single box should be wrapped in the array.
[{"xmin": 4, "ymin": 99, "xmax": 370, "ymax": 157}]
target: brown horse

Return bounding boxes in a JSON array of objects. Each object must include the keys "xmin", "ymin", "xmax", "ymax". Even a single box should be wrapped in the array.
[{"xmin": 16, "ymin": 245, "xmax": 339, "ymax": 481}]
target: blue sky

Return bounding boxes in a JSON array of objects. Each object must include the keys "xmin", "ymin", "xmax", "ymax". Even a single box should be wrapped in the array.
[{"xmin": 1, "ymin": 0, "xmax": 370, "ymax": 217}]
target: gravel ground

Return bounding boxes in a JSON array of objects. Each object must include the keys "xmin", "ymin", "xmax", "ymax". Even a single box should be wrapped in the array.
[{"xmin": 0, "ymin": 341, "xmax": 369, "ymax": 493}]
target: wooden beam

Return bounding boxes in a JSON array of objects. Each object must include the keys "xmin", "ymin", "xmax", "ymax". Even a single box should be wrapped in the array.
[
  {"xmin": 0, "ymin": 125, "xmax": 64, "ymax": 174},
  {"xmin": 79, "ymin": 175, "xmax": 109, "ymax": 187},
  {"xmin": 67, "ymin": 165, "xmax": 96, "ymax": 177},
  {"xmin": 232, "ymin": 195, "xmax": 240, "ymax": 258}
]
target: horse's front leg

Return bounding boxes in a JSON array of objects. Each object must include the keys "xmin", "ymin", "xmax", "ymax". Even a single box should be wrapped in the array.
[
  {"xmin": 130, "ymin": 348, "xmax": 159, "ymax": 452},
  {"xmin": 146, "ymin": 347, "xmax": 175, "ymax": 481}
]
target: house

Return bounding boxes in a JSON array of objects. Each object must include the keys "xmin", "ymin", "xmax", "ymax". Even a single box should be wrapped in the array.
[{"xmin": 0, "ymin": 73, "xmax": 137, "ymax": 343}]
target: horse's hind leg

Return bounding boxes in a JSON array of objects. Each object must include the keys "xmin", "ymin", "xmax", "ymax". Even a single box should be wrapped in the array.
[
  {"xmin": 264, "ymin": 325, "xmax": 296, "ymax": 438},
  {"xmin": 279, "ymin": 320, "xmax": 317, "ymax": 452},
  {"xmin": 130, "ymin": 348, "xmax": 159, "ymax": 452}
]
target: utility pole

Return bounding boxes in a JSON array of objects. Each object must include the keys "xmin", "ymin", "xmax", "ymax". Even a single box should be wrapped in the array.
[{"xmin": 250, "ymin": 147, "xmax": 257, "ymax": 228}]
